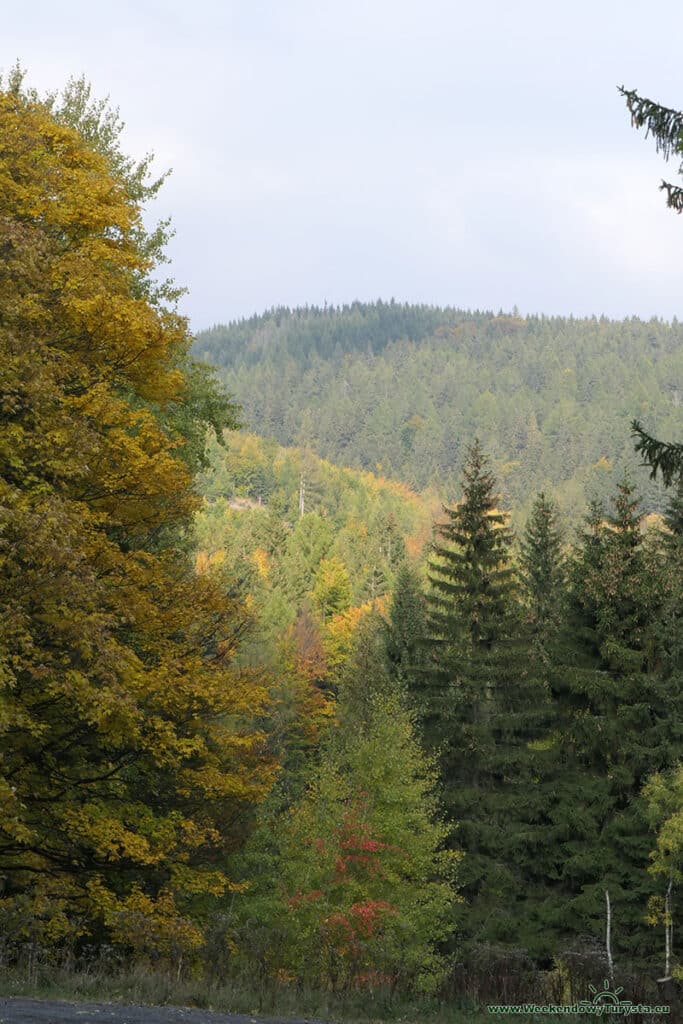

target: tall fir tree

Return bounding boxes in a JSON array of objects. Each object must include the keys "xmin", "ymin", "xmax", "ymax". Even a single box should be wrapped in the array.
[
  {"xmin": 384, "ymin": 560, "xmax": 428, "ymax": 691},
  {"xmin": 657, "ymin": 481, "xmax": 683, "ymax": 677},
  {"xmin": 549, "ymin": 481, "xmax": 683, "ymax": 966},
  {"xmin": 509, "ymin": 493, "xmax": 570, "ymax": 955},
  {"xmin": 520, "ymin": 492, "xmax": 566, "ymax": 662},
  {"xmin": 421, "ymin": 441, "xmax": 548, "ymax": 949}
]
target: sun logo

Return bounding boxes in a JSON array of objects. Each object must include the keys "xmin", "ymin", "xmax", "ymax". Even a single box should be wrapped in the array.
[
  {"xmin": 589, "ymin": 980, "xmax": 623, "ymax": 1004},
  {"xmin": 579, "ymin": 979, "xmax": 632, "ymax": 1011}
]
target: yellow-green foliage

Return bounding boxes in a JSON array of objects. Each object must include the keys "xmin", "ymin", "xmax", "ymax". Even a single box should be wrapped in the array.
[
  {"xmin": 0, "ymin": 86, "xmax": 274, "ymax": 950},
  {"xmin": 194, "ymin": 432, "xmax": 437, "ymax": 656},
  {"xmin": 228, "ymin": 692, "xmax": 458, "ymax": 994}
]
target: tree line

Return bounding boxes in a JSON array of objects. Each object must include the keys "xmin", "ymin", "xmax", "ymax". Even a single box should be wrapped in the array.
[
  {"xmin": 201, "ymin": 436, "xmax": 683, "ymax": 994},
  {"xmin": 3, "ymin": 67, "xmax": 683, "ymax": 1016},
  {"xmin": 193, "ymin": 304, "xmax": 679, "ymax": 525}
]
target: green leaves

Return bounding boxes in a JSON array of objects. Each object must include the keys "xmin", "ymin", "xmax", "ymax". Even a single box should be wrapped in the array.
[{"xmin": 230, "ymin": 687, "xmax": 457, "ymax": 993}]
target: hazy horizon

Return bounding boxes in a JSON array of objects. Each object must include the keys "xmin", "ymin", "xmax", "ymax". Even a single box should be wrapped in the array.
[{"xmin": 6, "ymin": 0, "xmax": 683, "ymax": 330}]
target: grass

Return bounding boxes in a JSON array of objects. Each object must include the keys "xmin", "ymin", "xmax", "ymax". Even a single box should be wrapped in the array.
[{"xmin": 0, "ymin": 963, "xmax": 498, "ymax": 1023}]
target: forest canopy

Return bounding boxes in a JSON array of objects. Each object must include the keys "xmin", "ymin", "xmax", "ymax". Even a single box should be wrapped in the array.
[
  {"xmin": 194, "ymin": 303, "xmax": 679, "ymax": 522},
  {"xmin": 3, "ymin": 66, "xmax": 683, "ymax": 1018}
]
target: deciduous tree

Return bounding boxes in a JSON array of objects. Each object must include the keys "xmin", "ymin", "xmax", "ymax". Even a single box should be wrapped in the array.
[{"xmin": 0, "ymin": 82, "xmax": 273, "ymax": 946}]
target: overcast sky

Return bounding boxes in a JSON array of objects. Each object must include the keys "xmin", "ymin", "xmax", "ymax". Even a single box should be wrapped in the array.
[{"xmin": 5, "ymin": 1, "xmax": 683, "ymax": 329}]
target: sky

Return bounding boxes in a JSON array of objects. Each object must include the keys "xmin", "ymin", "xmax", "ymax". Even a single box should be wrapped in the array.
[{"xmin": 5, "ymin": 0, "xmax": 683, "ymax": 330}]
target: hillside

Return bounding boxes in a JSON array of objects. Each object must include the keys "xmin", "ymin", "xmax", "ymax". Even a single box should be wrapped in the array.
[
  {"xmin": 194, "ymin": 302, "xmax": 682, "ymax": 520},
  {"xmin": 194, "ymin": 431, "xmax": 439, "ymax": 663}
]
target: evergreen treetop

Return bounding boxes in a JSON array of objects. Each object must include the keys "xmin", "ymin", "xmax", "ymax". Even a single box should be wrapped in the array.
[{"xmin": 427, "ymin": 439, "xmax": 516, "ymax": 651}]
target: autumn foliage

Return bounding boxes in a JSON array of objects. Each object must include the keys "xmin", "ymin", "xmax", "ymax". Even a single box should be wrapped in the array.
[{"xmin": 0, "ymin": 85, "xmax": 274, "ymax": 948}]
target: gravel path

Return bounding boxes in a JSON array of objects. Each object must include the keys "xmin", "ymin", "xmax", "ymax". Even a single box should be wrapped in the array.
[{"xmin": 0, "ymin": 998, "xmax": 333, "ymax": 1024}]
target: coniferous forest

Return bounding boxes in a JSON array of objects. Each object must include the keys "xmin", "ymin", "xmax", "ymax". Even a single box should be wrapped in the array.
[{"xmin": 2, "ymin": 70, "xmax": 683, "ymax": 1023}]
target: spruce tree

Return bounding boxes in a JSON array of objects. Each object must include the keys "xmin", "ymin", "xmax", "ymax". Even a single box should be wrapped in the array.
[
  {"xmin": 421, "ymin": 441, "xmax": 547, "ymax": 948},
  {"xmin": 663, "ymin": 478, "xmax": 683, "ymax": 537},
  {"xmin": 384, "ymin": 560, "xmax": 428, "ymax": 691},
  {"xmin": 520, "ymin": 492, "xmax": 566, "ymax": 661},
  {"xmin": 510, "ymin": 493, "xmax": 570, "ymax": 955},
  {"xmin": 551, "ymin": 481, "xmax": 683, "ymax": 966},
  {"xmin": 656, "ymin": 480, "xmax": 683, "ymax": 710}
]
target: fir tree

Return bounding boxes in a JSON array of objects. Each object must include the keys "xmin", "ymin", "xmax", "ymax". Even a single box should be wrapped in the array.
[
  {"xmin": 384, "ymin": 561, "xmax": 428, "ymax": 691},
  {"xmin": 656, "ymin": 479, "xmax": 683, "ymax": 691},
  {"xmin": 551, "ymin": 481, "xmax": 683, "ymax": 966},
  {"xmin": 427, "ymin": 440, "xmax": 516, "ymax": 654},
  {"xmin": 421, "ymin": 441, "xmax": 547, "ymax": 948},
  {"xmin": 663, "ymin": 478, "xmax": 683, "ymax": 537},
  {"xmin": 520, "ymin": 492, "xmax": 566, "ymax": 661}
]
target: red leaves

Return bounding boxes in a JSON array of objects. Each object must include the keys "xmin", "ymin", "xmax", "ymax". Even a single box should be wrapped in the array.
[
  {"xmin": 349, "ymin": 899, "xmax": 395, "ymax": 938},
  {"xmin": 333, "ymin": 800, "xmax": 396, "ymax": 880},
  {"xmin": 324, "ymin": 900, "xmax": 396, "ymax": 957},
  {"xmin": 287, "ymin": 888, "xmax": 323, "ymax": 908}
]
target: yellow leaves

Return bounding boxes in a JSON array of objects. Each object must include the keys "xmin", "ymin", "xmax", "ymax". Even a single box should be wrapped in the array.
[
  {"xmin": 170, "ymin": 865, "xmax": 231, "ymax": 898},
  {"xmin": 252, "ymin": 546, "xmax": 270, "ymax": 579},
  {"xmin": 106, "ymin": 887, "xmax": 205, "ymax": 963},
  {"xmin": 0, "ymin": 778, "xmax": 34, "ymax": 845},
  {"xmin": 0, "ymin": 95, "xmax": 184, "ymax": 408},
  {"xmin": 324, "ymin": 600, "xmax": 378, "ymax": 672},
  {"xmin": 0, "ymin": 881, "xmax": 88, "ymax": 944},
  {"xmin": 195, "ymin": 549, "xmax": 219, "ymax": 574},
  {"xmin": 0, "ymin": 84, "xmax": 275, "ymax": 941},
  {"xmin": 0, "ymin": 97, "xmax": 132, "ymax": 244},
  {"xmin": 178, "ymin": 762, "xmax": 259, "ymax": 802},
  {"xmin": 63, "ymin": 805, "xmax": 162, "ymax": 865},
  {"xmin": 61, "ymin": 804, "xmax": 225, "ymax": 872},
  {"xmin": 85, "ymin": 876, "xmax": 120, "ymax": 918}
]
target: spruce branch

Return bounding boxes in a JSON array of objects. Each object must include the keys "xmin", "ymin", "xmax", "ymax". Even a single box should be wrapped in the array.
[
  {"xmin": 619, "ymin": 86, "xmax": 683, "ymax": 212},
  {"xmin": 632, "ymin": 420, "xmax": 683, "ymax": 486}
]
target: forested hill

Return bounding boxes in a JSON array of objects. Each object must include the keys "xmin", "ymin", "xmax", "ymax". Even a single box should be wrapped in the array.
[
  {"xmin": 194, "ymin": 302, "xmax": 683, "ymax": 520},
  {"xmin": 194, "ymin": 300, "xmax": 473, "ymax": 365}
]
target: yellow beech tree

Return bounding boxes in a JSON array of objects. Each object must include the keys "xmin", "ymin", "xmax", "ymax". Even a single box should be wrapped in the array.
[{"xmin": 0, "ymin": 82, "xmax": 274, "ymax": 947}]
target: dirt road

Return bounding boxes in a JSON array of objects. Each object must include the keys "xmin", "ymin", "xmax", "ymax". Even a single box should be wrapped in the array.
[{"xmin": 0, "ymin": 998, "xmax": 332, "ymax": 1024}]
